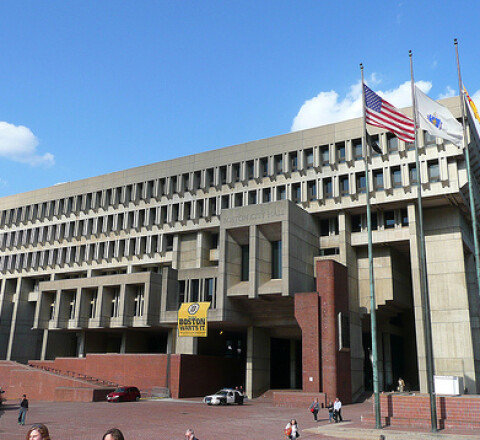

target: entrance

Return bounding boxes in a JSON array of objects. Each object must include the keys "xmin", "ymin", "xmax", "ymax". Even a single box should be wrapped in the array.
[{"xmin": 270, "ymin": 338, "xmax": 302, "ymax": 389}]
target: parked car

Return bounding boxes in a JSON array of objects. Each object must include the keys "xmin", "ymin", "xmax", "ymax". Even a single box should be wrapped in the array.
[
  {"xmin": 204, "ymin": 388, "xmax": 244, "ymax": 405},
  {"xmin": 0, "ymin": 387, "xmax": 5, "ymax": 405},
  {"xmin": 106, "ymin": 386, "xmax": 141, "ymax": 402}
]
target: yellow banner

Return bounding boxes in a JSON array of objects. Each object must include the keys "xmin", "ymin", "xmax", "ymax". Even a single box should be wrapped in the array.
[{"xmin": 178, "ymin": 302, "xmax": 210, "ymax": 337}]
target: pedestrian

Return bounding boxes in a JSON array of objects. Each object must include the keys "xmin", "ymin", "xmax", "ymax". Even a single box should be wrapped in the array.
[
  {"xmin": 308, "ymin": 397, "xmax": 320, "ymax": 421},
  {"xmin": 18, "ymin": 394, "xmax": 28, "ymax": 425},
  {"xmin": 326, "ymin": 401, "xmax": 334, "ymax": 423},
  {"xmin": 185, "ymin": 428, "xmax": 199, "ymax": 440},
  {"xmin": 333, "ymin": 397, "xmax": 343, "ymax": 422},
  {"xmin": 284, "ymin": 419, "xmax": 300, "ymax": 439},
  {"xmin": 102, "ymin": 428, "xmax": 125, "ymax": 440},
  {"xmin": 26, "ymin": 423, "xmax": 51, "ymax": 440},
  {"xmin": 397, "ymin": 377, "xmax": 405, "ymax": 392}
]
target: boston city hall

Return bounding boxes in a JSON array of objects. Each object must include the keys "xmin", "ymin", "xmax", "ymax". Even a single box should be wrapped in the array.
[{"xmin": 0, "ymin": 95, "xmax": 479, "ymax": 403}]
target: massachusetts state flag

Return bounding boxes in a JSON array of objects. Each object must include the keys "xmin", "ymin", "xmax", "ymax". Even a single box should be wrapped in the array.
[{"xmin": 364, "ymin": 84, "xmax": 415, "ymax": 143}]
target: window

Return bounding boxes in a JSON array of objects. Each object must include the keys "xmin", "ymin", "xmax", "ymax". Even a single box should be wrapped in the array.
[
  {"xmin": 384, "ymin": 211, "xmax": 395, "ymax": 229},
  {"xmin": 336, "ymin": 142, "xmax": 346, "ymax": 163},
  {"xmin": 219, "ymin": 167, "xmax": 227, "ymax": 185},
  {"xmin": 371, "ymin": 212, "xmax": 378, "ymax": 230},
  {"xmin": 277, "ymin": 186, "xmax": 286, "ymax": 200},
  {"xmin": 292, "ymin": 183, "xmax": 301, "ymax": 203},
  {"xmin": 323, "ymin": 178, "xmax": 333, "ymax": 199},
  {"xmin": 409, "ymin": 164, "xmax": 418, "ymax": 185},
  {"xmin": 340, "ymin": 176, "xmax": 349, "ymax": 196},
  {"xmin": 356, "ymin": 173, "xmax": 366, "ymax": 194},
  {"xmin": 305, "ymin": 149, "xmax": 314, "ymax": 168},
  {"xmin": 271, "ymin": 240, "xmax": 282, "ymax": 279},
  {"xmin": 320, "ymin": 217, "xmax": 338, "ymax": 236},
  {"xmin": 370, "ymin": 134, "xmax": 381, "ymax": 156},
  {"xmin": 232, "ymin": 163, "xmax": 240, "ymax": 183},
  {"xmin": 274, "ymin": 154, "xmax": 283, "ymax": 174},
  {"xmin": 406, "ymin": 141, "xmax": 415, "ymax": 151},
  {"xmin": 373, "ymin": 170, "xmax": 384, "ymax": 191},
  {"xmin": 428, "ymin": 161, "xmax": 440, "ymax": 183},
  {"xmin": 221, "ymin": 195, "xmax": 229, "ymax": 209},
  {"xmin": 206, "ymin": 168, "xmax": 214, "ymax": 187},
  {"xmin": 351, "ymin": 214, "xmax": 362, "ymax": 232},
  {"xmin": 353, "ymin": 139, "xmax": 363, "ymax": 160},
  {"xmin": 320, "ymin": 247, "xmax": 339, "ymax": 256},
  {"xmin": 235, "ymin": 193, "xmax": 243, "ymax": 207},
  {"xmin": 401, "ymin": 209, "xmax": 409, "ymax": 227},
  {"xmin": 392, "ymin": 167, "xmax": 402, "ymax": 188},
  {"xmin": 425, "ymin": 132, "xmax": 436, "ymax": 146},
  {"xmin": 290, "ymin": 152, "xmax": 298, "ymax": 172},
  {"xmin": 166, "ymin": 235, "xmax": 174, "ymax": 252},
  {"xmin": 260, "ymin": 157, "xmax": 268, "ymax": 177},
  {"xmin": 89, "ymin": 292, "xmax": 97, "ymax": 319},
  {"xmin": 241, "ymin": 245, "xmax": 249, "ymax": 281},
  {"xmin": 263, "ymin": 188, "xmax": 271, "ymax": 203},
  {"xmin": 320, "ymin": 146, "xmax": 329, "ymax": 166},
  {"xmin": 179, "ymin": 280, "xmax": 186, "ymax": 304},
  {"xmin": 191, "ymin": 280, "xmax": 199, "ymax": 302},
  {"xmin": 134, "ymin": 287, "xmax": 144, "ymax": 317},
  {"xmin": 307, "ymin": 180, "xmax": 317, "ymax": 201},
  {"xmin": 248, "ymin": 191, "xmax": 257, "ymax": 205},
  {"xmin": 205, "ymin": 278, "xmax": 215, "ymax": 307},
  {"xmin": 246, "ymin": 160, "xmax": 254, "ymax": 180},
  {"xmin": 387, "ymin": 135, "xmax": 398, "ymax": 153},
  {"xmin": 111, "ymin": 289, "xmax": 120, "ymax": 318},
  {"xmin": 69, "ymin": 296, "xmax": 76, "ymax": 320},
  {"xmin": 49, "ymin": 301, "xmax": 55, "ymax": 321}
]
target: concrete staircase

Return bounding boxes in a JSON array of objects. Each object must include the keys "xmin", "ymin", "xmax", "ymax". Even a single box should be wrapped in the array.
[{"xmin": 0, "ymin": 360, "xmax": 114, "ymax": 402}]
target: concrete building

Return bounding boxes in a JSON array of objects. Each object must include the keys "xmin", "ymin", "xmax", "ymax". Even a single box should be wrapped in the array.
[{"xmin": 0, "ymin": 96, "xmax": 479, "ymax": 402}]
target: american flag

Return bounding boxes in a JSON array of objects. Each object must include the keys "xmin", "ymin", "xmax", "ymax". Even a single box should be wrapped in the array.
[{"xmin": 364, "ymin": 84, "xmax": 415, "ymax": 143}]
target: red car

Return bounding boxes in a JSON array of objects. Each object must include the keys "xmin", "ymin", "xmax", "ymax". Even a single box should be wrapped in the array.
[{"xmin": 106, "ymin": 386, "xmax": 141, "ymax": 402}]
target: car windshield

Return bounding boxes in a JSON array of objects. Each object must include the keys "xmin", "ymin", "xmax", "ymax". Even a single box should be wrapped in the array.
[
  {"xmin": 215, "ymin": 390, "xmax": 228, "ymax": 396},
  {"xmin": 115, "ymin": 387, "xmax": 126, "ymax": 393}
]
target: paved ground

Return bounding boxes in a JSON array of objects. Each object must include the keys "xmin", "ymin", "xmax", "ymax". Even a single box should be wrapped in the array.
[{"xmin": 0, "ymin": 397, "xmax": 479, "ymax": 440}]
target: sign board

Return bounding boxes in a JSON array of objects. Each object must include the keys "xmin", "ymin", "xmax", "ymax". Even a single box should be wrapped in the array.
[{"xmin": 178, "ymin": 302, "xmax": 210, "ymax": 337}]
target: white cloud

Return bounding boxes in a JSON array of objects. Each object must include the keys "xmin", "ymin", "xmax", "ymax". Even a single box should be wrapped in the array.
[
  {"xmin": 291, "ymin": 78, "xmax": 432, "ymax": 132},
  {"xmin": 472, "ymin": 90, "xmax": 480, "ymax": 110},
  {"xmin": 438, "ymin": 86, "xmax": 456, "ymax": 100},
  {"xmin": 0, "ymin": 122, "xmax": 54, "ymax": 167}
]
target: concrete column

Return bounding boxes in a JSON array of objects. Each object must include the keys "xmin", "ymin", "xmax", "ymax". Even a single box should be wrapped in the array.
[
  {"xmin": 248, "ymin": 225, "xmax": 258, "ymax": 299},
  {"xmin": 120, "ymin": 330, "xmax": 127, "ymax": 354},
  {"xmin": 175, "ymin": 328, "xmax": 198, "ymax": 354},
  {"xmin": 383, "ymin": 333, "xmax": 393, "ymax": 389},
  {"xmin": 167, "ymin": 328, "xmax": 176, "ymax": 354},
  {"xmin": 77, "ymin": 331, "xmax": 86, "ymax": 357},
  {"xmin": 40, "ymin": 329, "xmax": 49, "ymax": 360},
  {"xmin": 245, "ymin": 326, "xmax": 270, "ymax": 399}
]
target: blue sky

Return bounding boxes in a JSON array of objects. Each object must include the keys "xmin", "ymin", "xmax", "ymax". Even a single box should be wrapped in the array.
[{"xmin": 0, "ymin": 1, "xmax": 478, "ymax": 197}]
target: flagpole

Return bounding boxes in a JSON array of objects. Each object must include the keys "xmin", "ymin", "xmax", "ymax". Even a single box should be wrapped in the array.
[
  {"xmin": 454, "ymin": 38, "xmax": 480, "ymax": 298},
  {"xmin": 409, "ymin": 50, "xmax": 437, "ymax": 433},
  {"xmin": 360, "ymin": 64, "xmax": 381, "ymax": 430}
]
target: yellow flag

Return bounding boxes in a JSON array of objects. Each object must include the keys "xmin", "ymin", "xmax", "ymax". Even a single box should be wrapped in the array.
[
  {"xmin": 464, "ymin": 87, "xmax": 480, "ymax": 125},
  {"xmin": 178, "ymin": 302, "xmax": 210, "ymax": 337}
]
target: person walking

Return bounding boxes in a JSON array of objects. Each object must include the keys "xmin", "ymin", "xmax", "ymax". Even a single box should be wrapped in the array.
[
  {"xmin": 185, "ymin": 428, "xmax": 199, "ymax": 440},
  {"xmin": 18, "ymin": 394, "xmax": 28, "ymax": 425},
  {"xmin": 284, "ymin": 419, "xmax": 299, "ymax": 439},
  {"xmin": 326, "ymin": 401, "xmax": 334, "ymax": 423},
  {"xmin": 309, "ymin": 398, "xmax": 320, "ymax": 422},
  {"xmin": 333, "ymin": 397, "xmax": 343, "ymax": 422}
]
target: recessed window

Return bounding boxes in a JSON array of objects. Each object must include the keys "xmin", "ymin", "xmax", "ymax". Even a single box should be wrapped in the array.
[
  {"xmin": 409, "ymin": 164, "xmax": 418, "ymax": 184},
  {"xmin": 235, "ymin": 193, "xmax": 243, "ymax": 207},
  {"xmin": 425, "ymin": 132, "xmax": 436, "ymax": 146},
  {"xmin": 320, "ymin": 146, "xmax": 329, "ymax": 166},
  {"xmin": 241, "ymin": 245, "xmax": 249, "ymax": 281},
  {"xmin": 384, "ymin": 211, "xmax": 395, "ymax": 229},
  {"xmin": 260, "ymin": 157, "xmax": 268, "ymax": 177},
  {"xmin": 392, "ymin": 167, "xmax": 402, "ymax": 188},
  {"xmin": 428, "ymin": 161, "xmax": 440, "ymax": 183},
  {"xmin": 305, "ymin": 149, "xmax": 314, "ymax": 168},
  {"xmin": 292, "ymin": 183, "xmax": 301, "ymax": 203},
  {"xmin": 263, "ymin": 188, "xmax": 271, "ymax": 203},
  {"xmin": 401, "ymin": 209, "xmax": 409, "ymax": 227},
  {"xmin": 356, "ymin": 173, "xmax": 366, "ymax": 194},
  {"xmin": 271, "ymin": 240, "xmax": 282, "ymax": 279},
  {"xmin": 277, "ymin": 186, "xmax": 286, "ymax": 200},
  {"xmin": 274, "ymin": 154, "xmax": 283, "ymax": 174},
  {"xmin": 307, "ymin": 180, "xmax": 317, "ymax": 201},
  {"xmin": 290, "ymin": 152, "xmax": 298, "ymax": 172},
  {"xmin": 232, "ymin": 163, "xmax": 240, "ymax": 183},
  {"xmin": 320, "ymin": 247, "xmax": 339, "ymax": 256},
  {"xmin": 191, "ymin": 280, "xmax": 199, "ymax": 302},
  {"xmin": 353, "ymin": 139, "xmax": 363, "ymax": 160},
  {"xmin": 336, "ymin": 142, "xmax": 346, "ymax": 163},
  {"xmin": 351, "ymin": 214, "xmax": 362, "ymax": 232},
  {"xmin": 374, "ymin": 170, "xmax": 384, "ymax": 191},
  {"xmin": 323, "ymin": 178, "xmax": 333, "ymax": 199},
  {"xmin": 340, "ymin": 176, "xmax": 349, "ymax": 196},
  {"xmin": 248, "ymin": 191, "xmax": 257, "ymax": 205},
  {"xmin": 387, "ymin": 135, "xmax": 399, "ymax": 153},
  {"xmin": 246, "ymin": 161, "xmax": 254, "ymax": 180}
]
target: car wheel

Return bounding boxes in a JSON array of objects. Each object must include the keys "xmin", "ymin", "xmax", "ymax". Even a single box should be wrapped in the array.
[{"xmin": 135, "ymin": 396, "xmax": 140, "ymax": 401}]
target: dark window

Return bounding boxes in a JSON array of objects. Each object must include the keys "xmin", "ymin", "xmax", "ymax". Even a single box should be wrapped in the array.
[
  {"xmin": 392, "ymin": 167, "xmax": 402, "ymax": 188},
  {"xmin": 387, "ymin": 135, "xmax": 398, "ymax": 153},
  {"xmin": 205, "ymin": 278, "xmax": 215, "ymax": 307},
  {"xmin": 336, "ymin": 142, "xmax": 346, "ymax": 163},
  {"xmin": 428, "ymin": 161, "xmax": 440, "ymax": 182},
  {"xmin": 401, "ymin": 209, "xmax": 409, "ymax": 227},
  {"xmin": 320, "ymin": 146, "xmax": 329, "ymax": 166},
  {"xmin": 425, "ymin": 132, "xmax": 436, "ymax": 146},
  {"xmin": 219, "ymin": 167, "xmax": 227, "ymax": 185},
  {"xmin": 263, "ymin": 188, "xmax": 271, "ymax": 203},
  {"xmin": 246, "ymin": 161, "xmax": 254, "ymax": 180},
  {"xmin": 409, "ymin": 164, "xmax": 418, "ymax": 184},
  {"xmin": 340, "ymin": 176, "xmax": 349, "ymax": 196},
  {"xmin": 384, "ymin": 211, "xmax": 395, "ymax": 229},
  {"xmin": 260, "ymin": 157, "xmax": 268, "ymax": 177},
  {"xmin": 235, "ymin": 193, "xmax": 243, "ymax": 207},
  {"xmin": 274, "ymin": 154, "xmax": 283, "ymax": 174},
  {"xmin": 179, "ymin": 280, "xmax": 186, "ymax": 304},
  {"xmin": 351, "ymin": 214, "xmax": 362, "ymax": 232},
  {"xmin": 305, "ymin": 149, "xmax": 314, "ymax": 168},
  {"xmin": 356, "ymin": 173, "xmax": 366, "ymax": 194},
  {"xmin": 248, "ymin": 191, "xmax": 257, "ymax": 205},
  {"xmin": 290, "ymin": 152, "xmax": 298, "ymax": 172},
  {"xmin": 292, "ymin": 183, "xmax": 301, "ymax": 203},
  {"xmin": 191, "ymin": 279, "xmax": 199, "ymax": 302},
  {"xmin": 374, "ymin": 170, "xmax": 384, "ymax": 190},
  {"xmin": 353, "ymin": 139, "xmax": 363, "ymax": 160},
  {"xmin": 320, "ymin": 219, "xmax": 330, "ymax": 236},
  {"xmin": 323, "ymin": 178, "xmax": 333, "ymax": 199},
  {"xmin": 307, "ymin": 180, "xmax": 317, "ymax": 200},
  {"xmin": 277, "ymin": 186, "xmax": 286, "ymax": 200},
  {"xmin": 271, "ymin": 240, "xmax": 282, "ymax": 279},
  {"xmin": 232, "ymin": 163, "xmax": 240, "ymax": 183},
  {"xmin": 371, "ymin": 212, "xmax": 378, "ymax": 230},
  {"xmin": 221, "ymin": 195, "xmax": 229, "ymax": 209},
  {"xmin": 241, "ymin": 245, "xmax": 249, "ymax": 281},
  {"xmin": 320, "ymin": 247, "xmax": 339, "ymax": 256}
]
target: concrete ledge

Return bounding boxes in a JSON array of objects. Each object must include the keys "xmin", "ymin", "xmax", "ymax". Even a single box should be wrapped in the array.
[{"xmin": 273, "ymin": 390, "xmax": 327, "ymax": 407}]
